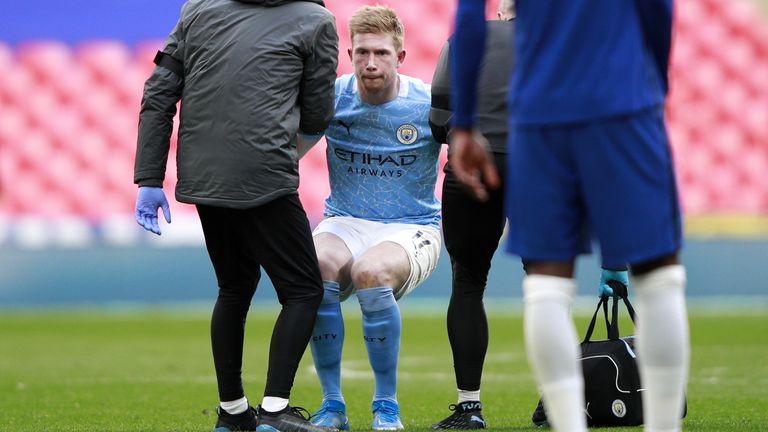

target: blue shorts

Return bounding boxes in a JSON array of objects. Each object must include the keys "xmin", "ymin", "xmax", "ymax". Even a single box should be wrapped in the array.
[{"xmin": 505, "ymin": 107, "xmax": 683, "ymax": 268}]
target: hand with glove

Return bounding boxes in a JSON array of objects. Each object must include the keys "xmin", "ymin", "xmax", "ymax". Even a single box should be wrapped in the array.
[
  {"xmin": 599, "ymin": 268, "xmax": 629, "ymax": 298},
  {"xmin": 135, "ymin": 186, "xmax": 171, "ymax": 235}
]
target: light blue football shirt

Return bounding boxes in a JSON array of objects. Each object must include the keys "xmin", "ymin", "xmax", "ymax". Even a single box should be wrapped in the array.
[{"xmin": 323, "ymin": 74, "xmax": 441, "ymax": 227}]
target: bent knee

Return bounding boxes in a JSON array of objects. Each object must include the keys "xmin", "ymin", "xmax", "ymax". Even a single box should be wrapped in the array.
[
  {"xmin": 316, "ymin": 249, "xmax": 351, "ymax": 281},
  {"xmin": 350, "ymin": 259, "xmax": 403, "ymax": 289}
]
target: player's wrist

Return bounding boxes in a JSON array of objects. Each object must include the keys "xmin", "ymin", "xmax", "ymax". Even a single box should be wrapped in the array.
[{"xmin": 452, "ymin": 126, "xmax": 474, "ymax": 134}]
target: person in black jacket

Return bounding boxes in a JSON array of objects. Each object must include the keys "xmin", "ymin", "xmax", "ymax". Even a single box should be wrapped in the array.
[
  {"xmin": 429, "ymin": 1, "xmax": 629, "ymax": 428},
  {"xmin": 132, "ymin": 1, "xmax": 338, "ymax": 431},
  {"xmin": 429, "ymin": 2, "xmax": 514, "ymax": 428}
]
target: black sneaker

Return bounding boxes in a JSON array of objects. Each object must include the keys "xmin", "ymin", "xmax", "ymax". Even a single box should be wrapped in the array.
[
  {"xmin": 431, "ymin": 401, "xmax": 486, "ymax": 429},
  {"xmin": 214, "ymin": 406, "xmax": 259, "ymax": 432},
  {"xmin": 531, "ymin": 399, "xmax": 550, "ymax": 428},
  {"xmin": 256, "ymin": 405, "xmax": 335, "ymax": 432}
]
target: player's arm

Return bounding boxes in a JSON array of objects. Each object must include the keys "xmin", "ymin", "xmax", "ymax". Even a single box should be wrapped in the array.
[
  {"xmin": 134, "ymin": 18, "xmax": 185, "ymax": 189},
  {"xmin": 298, "ymin": 14, "xmax": 339, "ymax": 136},
  {"xmin": 451, "ymin": 0, "xmax": 486, "ymax": 129},
  {"xmin": 134, "ymin": 6, "xmax": 188, "ymax": 235},
  {"xmin": 449, "ymin": 0, "xmax": 498, "ymax": 201},
  {"xmin": 634, "ymin": 0, "xmax": 673, "ymax": 93}
]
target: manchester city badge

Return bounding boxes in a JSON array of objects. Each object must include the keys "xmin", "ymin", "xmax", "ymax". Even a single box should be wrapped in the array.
[{"xmin": 396, "ymin": 124, "xmax": 418, "ymax": 144}]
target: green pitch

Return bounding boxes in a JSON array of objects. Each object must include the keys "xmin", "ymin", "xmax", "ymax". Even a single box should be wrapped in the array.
[{"xmin": 0, "ymin": 304, "xmax": 766, "ymax": 431}]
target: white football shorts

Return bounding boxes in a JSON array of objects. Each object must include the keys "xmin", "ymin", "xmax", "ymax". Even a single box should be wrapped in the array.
[{"xmin": 313, "ymin": 216, "xmax": 442, "ymax": 300}]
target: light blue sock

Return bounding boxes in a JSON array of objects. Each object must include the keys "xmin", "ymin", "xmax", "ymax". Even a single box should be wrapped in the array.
[
  {"xmin": 310, "ymin": 281, "xmax": 345, "ymax": 403},
  {"xmin": 357, "ymin": 286, "xmax": 401, "ymax": 403}
]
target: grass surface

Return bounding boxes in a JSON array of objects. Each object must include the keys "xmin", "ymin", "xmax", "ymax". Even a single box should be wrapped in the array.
[{"xmin": 0, "ymin": 306, "xmax": 766, "ymax": 431}]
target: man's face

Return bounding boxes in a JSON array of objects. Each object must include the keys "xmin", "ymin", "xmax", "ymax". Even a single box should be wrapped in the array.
[{"xmin": 349, "ymin": 32, "xmax": 405, "ymax": 94}]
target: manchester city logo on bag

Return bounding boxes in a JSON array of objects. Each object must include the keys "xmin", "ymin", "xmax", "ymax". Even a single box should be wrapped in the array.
[
  {"xmin": 396, "ymin": 124, "xmax": 418, "ymax": 144},
  {"xmin": 611, "ymin": 399, "xmax": 627, "ymax": 418}
]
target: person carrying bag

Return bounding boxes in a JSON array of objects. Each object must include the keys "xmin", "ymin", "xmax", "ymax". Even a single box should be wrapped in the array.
[{"xmin": 532, "ymin": 280, "xmax": 687, "ymax": 427}]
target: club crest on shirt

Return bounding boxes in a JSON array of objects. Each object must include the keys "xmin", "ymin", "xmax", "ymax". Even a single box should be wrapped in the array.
[{"xmin": 396, "ymin": 124, "xmax": 418, "ymax": 144}]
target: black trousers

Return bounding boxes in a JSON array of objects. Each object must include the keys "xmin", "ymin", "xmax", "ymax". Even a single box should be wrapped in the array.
[
  {"xmin": 442, "ymin": 152, "xmax": 508, "ymax": 392},
  {"xmin": 197, "ymin": 194, "xmax": 323, "ymax": 401}
]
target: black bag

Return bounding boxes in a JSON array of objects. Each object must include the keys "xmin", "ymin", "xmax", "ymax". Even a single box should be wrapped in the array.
[{"xmin": 532, "ymin": 280, "xmax": 687, "ymax": 427}]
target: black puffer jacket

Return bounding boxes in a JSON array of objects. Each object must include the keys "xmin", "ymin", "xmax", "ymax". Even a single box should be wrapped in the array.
[{"xmin": 134, "ymin": 0, "xmax": 338, "ymax": 208}]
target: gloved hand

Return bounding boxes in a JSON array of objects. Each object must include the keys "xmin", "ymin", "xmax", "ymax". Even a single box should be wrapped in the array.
[
  {"xmin": 135, "ymin": 186, "xmax": 171, "ymax": 235},
  {"xmin": 599, "ymin": 268, "xmax": 629, "ymax": 298}
]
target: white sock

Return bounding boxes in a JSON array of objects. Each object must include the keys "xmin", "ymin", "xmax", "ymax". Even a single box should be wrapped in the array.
[
  {"xmin": 632, "ymin": 265, "xmax": 689, "ymax": 432},
  {"xmin": 220, "ymin": 396, "xmax": 248, "ymax": 415},
  {"xmin": 261, "ymin": 396, "xmax": 289, "ymax": 413},
  {"xmin": 523, "ymin": 275, "xmax": 586, "ymax": 432},
  {"xmin": 457, "ymin": 389, "xmax": 480, "ymax": 403}
]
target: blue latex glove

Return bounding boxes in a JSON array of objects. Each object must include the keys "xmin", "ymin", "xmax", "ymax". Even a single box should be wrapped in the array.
[
  {"xmin": 599, "ymin": 268, "xmax": 629, "ymax": 297},
  {"xmin": 135, "ymin": 186, "xmax": 171, "ymax": 235}
]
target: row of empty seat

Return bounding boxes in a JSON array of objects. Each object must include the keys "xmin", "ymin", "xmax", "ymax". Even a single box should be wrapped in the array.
[{"xmin": 0, "ymin": 0, "xmax": 766, "ymax": 227}]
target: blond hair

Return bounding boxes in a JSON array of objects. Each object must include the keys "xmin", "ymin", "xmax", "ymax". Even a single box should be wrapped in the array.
[{"xmin": 349, "ymin": 5, "xmax": 405, "ymax": 52}]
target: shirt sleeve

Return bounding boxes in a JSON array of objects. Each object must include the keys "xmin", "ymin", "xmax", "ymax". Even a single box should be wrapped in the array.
[
  {"xmin": 429, "ymin": 40, "xmax": 451, "ymax": 144},
  {"xmin": 450, "ymin": 0, "xmax": 487, "ymax": 128},
  {"xmin": 299, "ymin": 14, "xmax": 339, "ymax": 136},
  {"xmin": 134, "ymin": 5, "xmax": 187, "ymax": 186}
]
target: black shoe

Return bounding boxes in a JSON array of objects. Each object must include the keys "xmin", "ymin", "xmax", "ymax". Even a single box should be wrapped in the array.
[
  {"xmin": 431, "ymin": 401, "xmax": 486, "ymax": 429},
  {"xmin": 531, "ymin": 399, "xmax": 550, "ymax": 428},
  {"xmin": 256, "ymin": 405, "xmax": 335, "ymax": 432},
  {"xmin": 214, "ymin": 406, "xmax": 259, "ymax": 432}
]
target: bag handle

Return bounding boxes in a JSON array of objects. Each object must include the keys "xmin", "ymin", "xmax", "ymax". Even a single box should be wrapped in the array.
[
  {"xmin": 583, "ymin": 295, "xmax": 609, "ymax": 343},
  {"xmin": 582, "ymin": 280, "xmax": 637, "ymax": 343}
]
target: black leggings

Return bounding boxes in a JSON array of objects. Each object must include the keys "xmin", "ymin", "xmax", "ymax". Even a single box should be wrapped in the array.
[
  {"xmin": 197, "ymin": 194, "xmax": 323, "ymax": 401},
  {"xmin": 441, "ymin": 153, "xmax": 508, "ymax": 391}
]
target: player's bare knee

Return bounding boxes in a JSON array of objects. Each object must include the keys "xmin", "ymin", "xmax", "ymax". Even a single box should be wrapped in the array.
[
  {"xmin": 316, "ymin": 249, "xmax": 350, "ymax": 281},
  {"xmin": 350, "ymin": 259, "xmax": 398, "ymax": 289}
]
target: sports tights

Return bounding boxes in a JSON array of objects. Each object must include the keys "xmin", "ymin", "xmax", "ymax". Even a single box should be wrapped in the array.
[
  {"xmin": 442, "ymin": 154, "xmax": 507, "ymax": 391},
  {"xmin": 197, "ymin": 195, "xmax": 324, "ymax": 401}
]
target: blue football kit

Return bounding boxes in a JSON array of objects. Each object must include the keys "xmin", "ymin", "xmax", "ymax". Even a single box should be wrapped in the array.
[
  {"xmin": 452, "ymin": 0, "xmax": 681, "ymax": 267},
  {"xmin": 324, "ymin": 73, "xmax": 441, "ymax": 227}
]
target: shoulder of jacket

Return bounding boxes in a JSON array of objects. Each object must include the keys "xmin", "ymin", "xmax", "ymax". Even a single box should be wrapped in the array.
[
  {"xmin": 295, "ymin": 1, "xmax": 334, "ymax": 19},
  {"xmin": 182, "ymin": 0, "xmax": 210, "ymax": 12}
]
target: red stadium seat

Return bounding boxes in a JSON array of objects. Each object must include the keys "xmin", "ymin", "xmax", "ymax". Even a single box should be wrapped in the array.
[
  {"xmin": 133, "ymin": 40, "xmax": 164, "ymax": 78},
  {"xmin": 0, "ymin": 106, "xmax": 28, "ymax": 144},
  {"xmin": 74, "ymin": 128, "xmax": 111, "ymax": 169},
  {"xmin": 21, "ymin": 90, "xmax": 62, "ymax": 130},
  {"xmin": 679, "ymin": 185, "xmax": 715, "ymax": 215},
  {"xmin": 77, "ymin": 41, "xmax": 131, "ymax": 83},
  {"xmin": 16, "ymin": 41, "xmax": 75, "ymax": 85},
  {"xmin": 0, "ymin": 65, "xmax": 36, "ymax": 106},
  {"xmin": 112, "ymin": 66, "xmax": 148, "ymax": 108},
  {"xmin": 50, "ymin": 67, "xmax": 92, "ymax": 104},
  {"xmin": 14, "ymin": 131, "xmax": 55, "ymax": 171},
  {"xmin": 741, "ymin": 102, "xmax": 768, "ymax": 143}
]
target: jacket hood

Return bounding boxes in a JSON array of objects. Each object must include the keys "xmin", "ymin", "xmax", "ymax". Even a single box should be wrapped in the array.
[{"xmin": 234, "ymin": 0, "xmax": 324, "ymax": 6}]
